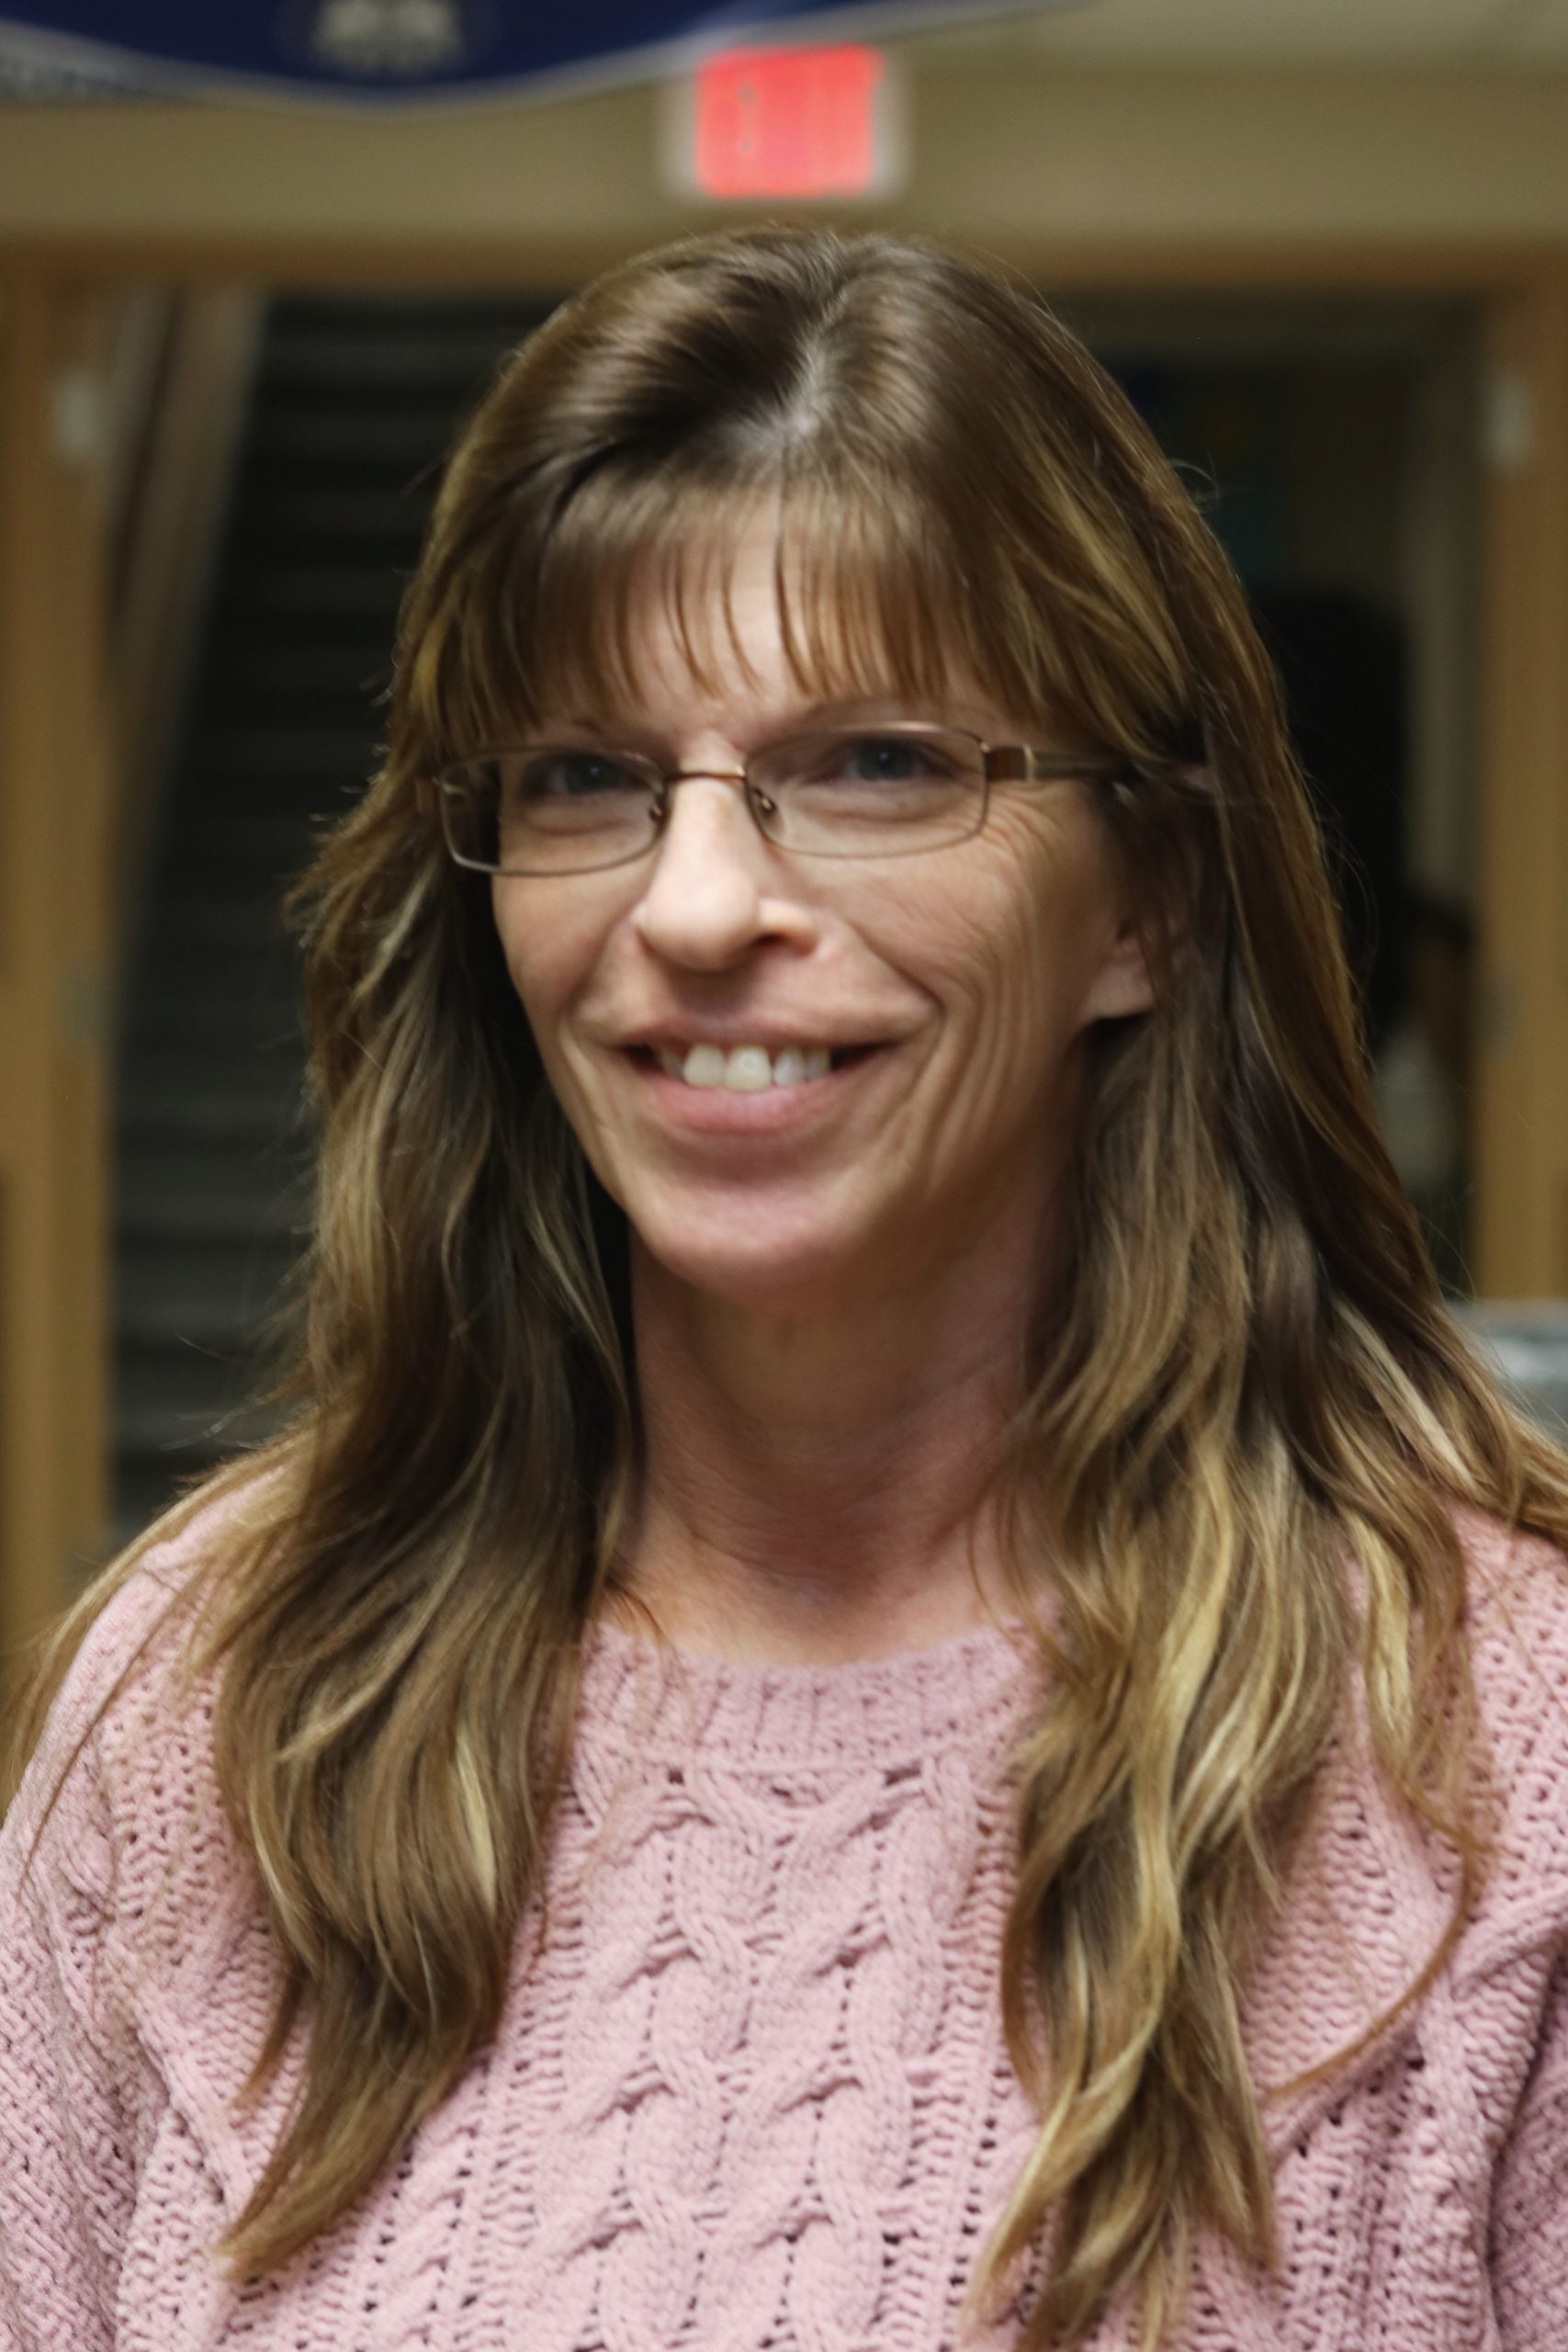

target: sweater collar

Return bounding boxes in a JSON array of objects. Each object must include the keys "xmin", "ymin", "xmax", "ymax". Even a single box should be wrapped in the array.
[{"xmin": 574, "ymin": 1611, "xmax": 1046, "ymax": 1776}]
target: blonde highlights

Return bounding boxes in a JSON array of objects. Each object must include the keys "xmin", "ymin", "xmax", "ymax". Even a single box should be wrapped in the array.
[{"xmin": 10, "ymin": 225, "xmax": 1568, "ymax": 2347}]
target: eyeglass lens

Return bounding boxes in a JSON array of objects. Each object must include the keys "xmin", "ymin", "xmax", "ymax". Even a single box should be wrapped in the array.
[{"xmin": 438, "ymin": 726, "xmax": 990, "ymax": 875}]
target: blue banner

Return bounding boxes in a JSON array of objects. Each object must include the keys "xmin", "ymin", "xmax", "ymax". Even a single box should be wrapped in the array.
[{"xmin": 0, "ymin": 0, "xmax": 1077, "ymax": 103}]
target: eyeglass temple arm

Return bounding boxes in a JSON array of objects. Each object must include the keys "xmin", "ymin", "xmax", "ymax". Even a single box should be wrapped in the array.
[{"xmin": 987, "ymin": 749, "xmax": 1132, "ymax": 784}]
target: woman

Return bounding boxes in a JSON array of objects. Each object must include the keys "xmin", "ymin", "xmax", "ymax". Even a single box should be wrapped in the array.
[{"xmin": 3, "ymin": 226, "xmax": 1566, "ymax": 2352}]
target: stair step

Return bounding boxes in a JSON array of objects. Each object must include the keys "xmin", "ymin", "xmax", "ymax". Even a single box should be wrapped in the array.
[
  {"xmin": 246, "ymin": 410, "xmax": 460, "ymax": 466},
  {"xmin": 125, "ymin": 989, "xmax": 296, "ymax": 1040},
  {"xmin": 255, "ymin": 325, "xmax": 525, "ymax": 392},
  {"xmin": 156, "ymin": 853, "xmax": 322, "ymax": 909},
  {"xmin": 117, "ymin": 1294, "xmax": 298, "ymax": 1356},
  {"xmin": 131, "ymin": 870, "xmax": 293, "ymax": 926},
  {"xmin": 116, "ymin": 1387, "xmax": 285, "ymax": 1464},
  {"xmin": 120, "ymin": 1008, "xmax": 304, "ymax": 1062},
  {"xmin": 218, "ymin": 564, "xmax": 408, "ymax": 620},
  {"xmin": 117, "ymin": 1085, "xmax": 306, "ymax": 1152},
  {"xmin": 147, "ymin": 892, "xmax": 320, "ymax": 949},
  {"xmin": 171, "ymin": 806, "xmax": 336, "ymax": 865},
  {"xmin": 118, "ymin": 1150, "xmax": 310, "ymax": 1243},
  {"xmin": 123, "ymin": 978, "xmax": 306, "ymax": 1044},
  {"xmin": 227, "ymin": 485, "xmax": 434, "ymax": 542},
  {"xmin": 185, "ymin": 689, "xmax": 388, "ymax": 741},
  {"xmin": 118, "ymin": 1307, "xmax": 283, "ymax": 1379},
  {"xmin": 269, "ymin": 292, "xmax": 552, "ymax": 335},
  {"xmin": 117, "ymin": 1250, "xmax": 300, "ymax": 1351},
  {"xmin": 197, "ymin": 642, "xmax": 397, "ymax": 696},
  {"xmin": 180, "ymin": 723, "xmax": 376, "ymax": 777},
  {"xmin": 124, "ymin": 987, "xmax": 304, "ymax": 1052}
]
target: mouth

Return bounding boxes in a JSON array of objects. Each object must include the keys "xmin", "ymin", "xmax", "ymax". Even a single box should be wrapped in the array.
[{"xmin": 626, "ymin": 1041, "xmax": 883, "ymax": 1092}]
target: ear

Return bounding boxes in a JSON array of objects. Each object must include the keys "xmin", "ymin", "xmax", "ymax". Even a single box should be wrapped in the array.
[
  {"xmin": 1082, "ymin": 790, "xmax": 1203, "ymax": 1022},
  {"xmin": 1084, "ymin": 910, "xmax": 1156, "ymax": 1023}
]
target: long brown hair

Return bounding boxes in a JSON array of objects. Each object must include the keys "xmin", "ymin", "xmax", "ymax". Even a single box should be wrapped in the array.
[{"xmin": 10, "ymin": 225, "xmax": 1568, "ymax": 2348}]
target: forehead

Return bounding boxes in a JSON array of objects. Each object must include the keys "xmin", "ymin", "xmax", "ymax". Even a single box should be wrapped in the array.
[
  {"xmin": 512, "ymin": 469, "xmax": 978, "ymax": 738},
  {"xmin": 613, "ymin": 503, "xmax": 796, "ymax": 717}
]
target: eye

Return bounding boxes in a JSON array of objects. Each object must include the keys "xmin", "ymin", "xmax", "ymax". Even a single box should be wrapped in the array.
[
  {"xmin": 830, "ymin": 733, "xmax": 961, "ymax": 785},
  {"xmin": 512, "ymin": 749, "xmax": 647, "ymax": 803},
  {"xmin": 769, "ymin": 729, "xmax": 974, "ymax": 799}
]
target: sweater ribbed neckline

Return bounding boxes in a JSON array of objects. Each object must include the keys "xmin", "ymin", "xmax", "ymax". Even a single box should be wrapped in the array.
[{"xmin": 575, "ymin": 1611, "xmax": 1043, "ymax": 1771}]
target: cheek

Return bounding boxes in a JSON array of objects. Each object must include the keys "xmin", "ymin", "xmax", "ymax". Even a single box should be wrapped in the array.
[
  {"xmin": 895, "ymin": 830, "xmax": 1111, "ymax": 1054},
  {"xmin": 999, "ymin": 808, "xmax": 1122, "ymax": 1012},
  {"xmin": 491, "ymin": 885, "xmax": 594, "ymax": 1052}
]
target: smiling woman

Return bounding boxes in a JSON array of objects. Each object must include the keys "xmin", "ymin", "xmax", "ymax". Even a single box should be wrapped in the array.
[
  {"xmin": 4, "ymin": 227, "xmax": 1568, "ymax": 2352},
  {"xmin": 482, "ymin": 514, "xmax": 1149, "ymax": 1356}
]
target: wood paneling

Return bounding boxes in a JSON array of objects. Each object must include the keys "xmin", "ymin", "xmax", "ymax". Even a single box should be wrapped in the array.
[
  {"xmin": 0, "ymin": 273, "xmax": 114, "ymax": 1657},
  {"xmin": 1474, "ymin": 266, "xmax": 1568, "ymax": 1295},
  {"xmin": 113, "ymin": 288, "xmax": 260, "ymax": 938}
]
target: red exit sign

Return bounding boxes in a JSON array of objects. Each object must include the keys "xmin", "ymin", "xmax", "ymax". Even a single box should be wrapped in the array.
[{"xmin": 672, "ymin": 43, "xmax": 905, "ymax": 201}]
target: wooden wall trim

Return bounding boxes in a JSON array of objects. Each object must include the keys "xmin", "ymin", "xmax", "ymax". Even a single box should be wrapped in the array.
[
  {"xmin": 0, "ymin": 233, "xmax": 1560, "ymax": 294},
  {"xmin": 0, "ymin": 270, "xmax": 114, "ymax": 1656},
  {"xmin": 114, "ymin": 287, "xmax": 262, "ymax": 944},
  {"xmin": 1475, "ymin": 263, "xmax": 1568, "ymax": 1296},
  {"xmin": 2, "ymin": 64, "xmax": 1568, "ymax": 252}
]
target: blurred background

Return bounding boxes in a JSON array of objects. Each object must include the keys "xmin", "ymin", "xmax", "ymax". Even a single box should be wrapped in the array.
[{"xmin": 2, "ymin": 0, "xmax": 1568, "ymax": 1654}]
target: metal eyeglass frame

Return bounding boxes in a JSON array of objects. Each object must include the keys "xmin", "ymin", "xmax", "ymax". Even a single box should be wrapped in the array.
[{"xmin": 421, "ymin": 720, "xmax": 1131, "ymax": 877}]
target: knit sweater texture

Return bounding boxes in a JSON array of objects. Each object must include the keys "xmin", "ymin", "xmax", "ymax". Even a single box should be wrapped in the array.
[{"xmin": 2, "ymin": 1490, "xmax": 1566, "ymax": 2351}]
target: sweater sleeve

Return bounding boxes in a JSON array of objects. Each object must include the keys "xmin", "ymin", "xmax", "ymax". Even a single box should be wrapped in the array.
[
  {"xmin": 0, "ymin": 1594, "xmax": 165, "ymax": 2352},
  {"xmin": 1489, "ymin": 1939, "xmax": 1568, "ymax": 2346}
]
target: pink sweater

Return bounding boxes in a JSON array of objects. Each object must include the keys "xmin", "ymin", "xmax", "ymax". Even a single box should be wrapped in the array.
[{"xmin": 2, "ymin": 1492, "xmax": 1566, "ymax": 2351}]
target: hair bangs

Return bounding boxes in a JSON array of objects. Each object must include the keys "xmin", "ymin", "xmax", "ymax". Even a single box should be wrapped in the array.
[{"xmin": 426, "ymin": 452, "xmax": 1003, "ymax": 752}]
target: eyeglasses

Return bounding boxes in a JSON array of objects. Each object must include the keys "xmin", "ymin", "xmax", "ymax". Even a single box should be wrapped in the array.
[{"xmin": 423, "ymin": 722, "xmax": 1128, "ymax": 878}]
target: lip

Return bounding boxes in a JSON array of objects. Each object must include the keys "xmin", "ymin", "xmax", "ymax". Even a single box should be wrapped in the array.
[
  {"xmin": 620, "ymin": 1028, "xmax": 889, "ymax": 1057},
  {"xmin": 623, "ymin": 1041, "xmax": 886, "ymax": 1132}
]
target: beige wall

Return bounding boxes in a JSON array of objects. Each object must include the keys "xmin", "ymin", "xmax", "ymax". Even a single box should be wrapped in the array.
[{"xmin": 0, "ymin": 66, "xmax": 1566, "ymax": 258}]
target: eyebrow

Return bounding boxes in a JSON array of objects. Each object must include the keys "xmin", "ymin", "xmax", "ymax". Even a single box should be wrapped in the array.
[{"xmin": 546, "ymin": 694, "xmax": 977, "ymax": 742}]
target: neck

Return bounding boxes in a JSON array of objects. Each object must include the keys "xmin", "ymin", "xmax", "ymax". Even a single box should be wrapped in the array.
[{"xmin": 613, "ymin": 1227, "xmax": 1047, "ymax": 1666}]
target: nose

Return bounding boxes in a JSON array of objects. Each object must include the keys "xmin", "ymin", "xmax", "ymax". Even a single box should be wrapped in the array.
[{"xmin": 630, "ymin": 774, "xmax": 815, "ymax": 971}]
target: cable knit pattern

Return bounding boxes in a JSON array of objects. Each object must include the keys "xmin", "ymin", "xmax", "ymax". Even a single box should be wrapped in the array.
[{"xmin": 3, "ymin": 1493, "xmax": 1567, "ymax": 2350}]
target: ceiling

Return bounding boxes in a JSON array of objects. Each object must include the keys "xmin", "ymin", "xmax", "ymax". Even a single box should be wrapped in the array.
[{"xmin": 924, "ymin": 0, "xmax": 1568, "ymax": 63}]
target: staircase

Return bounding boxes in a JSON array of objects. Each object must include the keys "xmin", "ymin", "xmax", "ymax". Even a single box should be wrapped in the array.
[{"xmin": 113, "ymin": 292, "xmax": 552, "ymax": 1547}]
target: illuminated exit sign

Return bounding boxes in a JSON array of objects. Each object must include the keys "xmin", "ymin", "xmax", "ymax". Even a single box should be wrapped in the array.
[{"xmin": 667, "ymin": 43, "xmax": 906, "ymax": 200}]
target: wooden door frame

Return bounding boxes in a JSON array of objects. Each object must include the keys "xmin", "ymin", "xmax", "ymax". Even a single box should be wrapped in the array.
[
  {"xmin": 1, "ymin": 266, "xmax": 116, "ymax": 1669},
  {"xmin": 3, "ymin": 231, "xmax": 1565, "ymax": 1651}
]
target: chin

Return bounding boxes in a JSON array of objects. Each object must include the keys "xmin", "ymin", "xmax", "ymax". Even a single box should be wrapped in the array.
[{"xmin": 629, "ymin": 1203, "xmax": 876, "ymax": 1318}]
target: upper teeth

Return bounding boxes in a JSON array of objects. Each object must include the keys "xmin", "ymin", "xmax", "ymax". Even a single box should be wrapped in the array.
[{"xmin": 658, "ymin": 1043, "xmax": 835, "ymax": 1090}]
